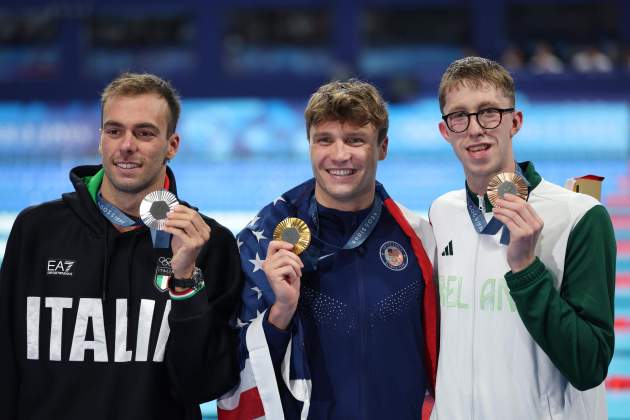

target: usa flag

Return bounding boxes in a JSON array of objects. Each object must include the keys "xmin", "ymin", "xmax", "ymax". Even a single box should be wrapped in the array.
[{"xmin": 217, "ymin": 179, "xmax": 437, "ymax": 419}]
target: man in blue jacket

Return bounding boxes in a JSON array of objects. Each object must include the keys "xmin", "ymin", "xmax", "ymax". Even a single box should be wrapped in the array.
[{"xmin": 219, "ymin": 79, "xmax": 438, "ymax": 419}]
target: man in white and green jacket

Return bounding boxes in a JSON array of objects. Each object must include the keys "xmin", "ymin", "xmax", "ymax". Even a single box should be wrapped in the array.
[{"xmin": 429, "ymin": 56, "xmax": 615, "ymax": 419}]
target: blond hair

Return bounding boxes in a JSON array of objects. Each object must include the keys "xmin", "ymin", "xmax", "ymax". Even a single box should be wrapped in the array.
[
  {"xmin": 438, "ymin": 57, "xmax": 515, "ymax": 113},
  {"xmin": 304, "ymin": 79, "xmax": 389, "ymax": 144},
  {"xmin": 101, "ymin": 73, "xmax": 181, "ymax": 136}
]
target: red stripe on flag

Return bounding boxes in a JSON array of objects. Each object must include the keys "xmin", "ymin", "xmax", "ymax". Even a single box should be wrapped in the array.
[
  {"xmin": 383, "ymin": 198, "xmax": 438, "ymax": 396},
  {"xmin": 606, "ymin": 376, "xmax": 630, "ymax": 390},
  {"xmin": 217, "ymin": 387, "xmax": 265, "ymax": 420}
]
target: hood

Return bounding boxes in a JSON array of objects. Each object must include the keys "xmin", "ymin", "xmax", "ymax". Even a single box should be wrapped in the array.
[
  {"xmin": 62, "ymin": 164, "xmax": 179, "ymax": 300},
  {"xmin": 63, "ymin": 164, "xmax": 109, "ymax": 235},
  {"xmin": 63, "ymin": 164, "xmax": 180, "ymax": 231}
]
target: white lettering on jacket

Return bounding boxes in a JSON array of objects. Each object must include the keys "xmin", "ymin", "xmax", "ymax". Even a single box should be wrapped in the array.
[
  {"xmin": 26, "ymin": 297, "xmax": 171, "ymax": 362},
  {"xmin": 69, "ymin": 298, "xmax": 108, "ymax": 362},
  {"xmin": 46, "ymin": 297, "xmax": 73, "ymax": 361},
  {"xmin": 115, "ymin": 299, "xmax": 133, "ymax": 362}
]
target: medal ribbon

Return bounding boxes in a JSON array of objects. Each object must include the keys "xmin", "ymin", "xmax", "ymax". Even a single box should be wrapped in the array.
[
  {"xmin": 301, "ymin": 195, "xmax": 382, "ymax": 270},
  {"xmin": 466, "ymin": 163, "xmax": 530, "ymax": 246},
  {"xmin": 96, "ymin": 193, "xmax": 171, "ymax": 248}
]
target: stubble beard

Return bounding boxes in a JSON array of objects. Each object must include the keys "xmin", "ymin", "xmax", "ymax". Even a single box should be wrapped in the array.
[{"xmin": 105, "ymin": 171, "xmax": 161, "ymax": 197}]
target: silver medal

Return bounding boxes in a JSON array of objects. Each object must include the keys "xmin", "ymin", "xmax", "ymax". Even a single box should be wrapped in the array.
[{"xmin": 139, "ymin": 189, "xmax": 178, "ymax": 231}]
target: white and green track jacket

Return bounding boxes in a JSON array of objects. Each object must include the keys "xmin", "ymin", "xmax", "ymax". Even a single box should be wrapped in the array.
[{"xmin": 429, "ymin": 162, "xmax": 615, "ymax": 420}]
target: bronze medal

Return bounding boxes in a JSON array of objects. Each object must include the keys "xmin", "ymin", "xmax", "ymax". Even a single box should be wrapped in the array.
[
  {"xmin": 273, "ymin": 217, "xmax": 311, "ymax": 255},
  {"xmin": 487, "ymin": 172, "xmax": 528, "ymax": 206},
  {"xmin": 139, "ymin": 189, "xmax": 179, "ymax": 231}
]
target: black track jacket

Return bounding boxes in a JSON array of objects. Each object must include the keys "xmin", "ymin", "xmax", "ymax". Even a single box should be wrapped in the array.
[{"xmin": 0, "ymin": 165, "xmax": 242, "ymax": 419}]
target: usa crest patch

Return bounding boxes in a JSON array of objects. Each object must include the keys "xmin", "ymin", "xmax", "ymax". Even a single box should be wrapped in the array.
[{"xmin": 379, "ymin": 241, "xmax": 408, "ymax": 271}]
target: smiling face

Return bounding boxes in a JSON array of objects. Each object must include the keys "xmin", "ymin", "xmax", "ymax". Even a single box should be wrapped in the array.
[
  {"xmin": 310, "ymin": 120, "xmax": 388, "ymax": 211},
  {"xmin": 99, "ymin": 93, "xmax": 179, "ymax": 210},
  {"xmin": 439, "ymin": 81, "xmax": 522, "ymax": 194}
]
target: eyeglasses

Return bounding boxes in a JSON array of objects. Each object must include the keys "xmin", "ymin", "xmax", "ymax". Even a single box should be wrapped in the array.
[{"xmin": 442, "ymin": 107, "xmax": 515, "ymax": 133}]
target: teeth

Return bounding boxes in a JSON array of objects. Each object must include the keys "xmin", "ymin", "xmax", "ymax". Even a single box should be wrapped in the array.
[
  {"xmin": 116, "ymin": 162, "xmax": 140, "ymax": 169},
  {"xmin": 328, "ymin": 169, "xmax": 354, "ymax": 176},
  {"xmin": 468, "ymin": 145, "xmax": 489, "ymax": 152}
]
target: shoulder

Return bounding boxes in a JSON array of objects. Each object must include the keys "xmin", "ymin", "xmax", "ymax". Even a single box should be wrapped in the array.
[
  {"xmin": 393, "ymin": 201, "xmax": 431, "ymax": 234},
  {"xmin": 178, "ymin": 198, "xmax": 237, "ymax": 245},
  {"xmin": 429, "ymin": 189, "xmax": 466, "ymax": 218},
  {"xmin": 432, "ymin": 189, "xmax": 466, "ymax": 207},
  {"xmin": 391, "ymin": 201, "xmax": 436, "ymax": 263},
  {"xmin": 12, "ymin": 198, "xmax": 70, "ymax": 230},
  {"xmin": 236, "ymin": 195, "xmax": 299, "ymax": 240},
  {"xmin": 530, "ymin": 179, "xmax": 599, "ymax": 221},
  {"xmin": 3, "ymin": 199, "xmax": 72, "ymax": 253},
  {"xmin": 235, "ymin": 204, "xmax": 272, "ymax": 241},
  {"xmin": 200, "ymin": 214, "xmax": 237, "ymax": 247}
]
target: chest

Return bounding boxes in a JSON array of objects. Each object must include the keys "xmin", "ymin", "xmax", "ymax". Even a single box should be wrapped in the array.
[
  {"xmin": 299, "ymin": 215, "xmax": 424, "ymax": 331},
  {"xmin": 18, "ymin": 223, "xmax": 171, "ymax": 300},
  {"xmin": 430, "ymin": 197, "xmax": 573, "ymax": 316}
]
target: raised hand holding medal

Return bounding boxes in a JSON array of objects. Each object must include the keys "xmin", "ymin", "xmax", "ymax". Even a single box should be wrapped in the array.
[
  {"xmin": 489, "ymin": 172, "xmax": 544, "ymax": 273},
  {"xmin": 273, "ymin": 217, "xmax": 311, "ymax": 255},
  {"xmin": 263, "ymin": 217, "xmax": 310, "ymax": 330},
  {"xmin": 140, "ymin": 189, "xmax": 179, "ymax": 231},
  {"xmin": 486, "ymin": 172, "xmax": 528, "ymax": 207},
  {"xmin": 140, "ymin": 189, "xmax": 210, "ymax": 288}
]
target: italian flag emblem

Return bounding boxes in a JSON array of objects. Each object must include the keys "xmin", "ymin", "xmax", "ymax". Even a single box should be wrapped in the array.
[{"xmin": 155, "ymin": 274, "xmax": 170, "ymax": 291}]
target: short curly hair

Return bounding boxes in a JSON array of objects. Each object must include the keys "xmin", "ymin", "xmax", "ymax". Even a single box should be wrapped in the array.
[{"xmin": 304, "ymin": 79, "xmax": 389, "ymax": 144}]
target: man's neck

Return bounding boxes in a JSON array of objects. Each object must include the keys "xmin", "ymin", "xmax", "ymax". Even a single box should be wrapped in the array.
[
  {"xmin": 314, "ymin": 186, "xmax": 374, "ymax": 212},
  {"xmin": 99, "ymin": 179, "xmax": 160, "ymax": 218},
  {"xmin": 467, "ymin": 177, "xmax": 490, "ymax": 196},
  {"xmin": 98, "ymin": 187, "xmax": 144, "ymax": 233},
  {"xmin": 100, "ymin": 188, "xmax": 142, "ymax": 217},
  {"xmin": 467, "ymin": 161, "xmax": 517, "ymax": 196},
  {"xmin": 99, "ymin": 169, "xmax": 168, "ymax": 218}
]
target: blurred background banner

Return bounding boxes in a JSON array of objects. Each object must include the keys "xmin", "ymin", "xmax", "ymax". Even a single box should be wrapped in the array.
[
  {"xmin": 1, "ymin": 97, "xmax": 627, "ymax": 160},
  {"xmin": 2, "ymin": 0, "xmax": 630, "ymax": 418}
]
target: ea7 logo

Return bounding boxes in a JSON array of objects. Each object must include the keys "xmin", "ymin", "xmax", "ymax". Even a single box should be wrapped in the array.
[{"xmin": 46, "ymin": 260, "xmax": 76, "ymax": 276}]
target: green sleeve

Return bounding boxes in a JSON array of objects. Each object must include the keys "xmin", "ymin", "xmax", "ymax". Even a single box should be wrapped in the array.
[{"xmin": 505, "ymin": 204, "xmax": 615, "ymax": 391}]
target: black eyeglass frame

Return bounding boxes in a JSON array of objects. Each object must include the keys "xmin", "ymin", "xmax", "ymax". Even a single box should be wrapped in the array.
[{"xmin": 442, "ymin": 107, "xmax": 515, "ymax": 133}]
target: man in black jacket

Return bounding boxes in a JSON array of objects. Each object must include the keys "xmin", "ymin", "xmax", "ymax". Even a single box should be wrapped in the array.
[{"xmin": 0, "ymin": 73, "xmax": 242, "ymax": 419}]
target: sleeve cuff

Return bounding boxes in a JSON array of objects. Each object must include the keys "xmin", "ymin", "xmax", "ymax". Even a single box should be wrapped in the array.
[
  {"xmin": 169, "ymin": 287, "xmax": 209, "ymax": 319},
  {"xmin": 262, "ymin": 310, "xmax": 291, "ymax": 366},
  {"xmin": 504, "ymin": 257, "xmax": 548, "ymax": 290}
]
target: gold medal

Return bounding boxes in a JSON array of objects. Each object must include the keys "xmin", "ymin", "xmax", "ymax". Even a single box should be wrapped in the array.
[
  {"xmin": 487, "ymin": 172, "xmax": 528, "ymax": 206},
  {"xmin": 273, "ymin": 217, "xmax": 311, "ymax": 255}
]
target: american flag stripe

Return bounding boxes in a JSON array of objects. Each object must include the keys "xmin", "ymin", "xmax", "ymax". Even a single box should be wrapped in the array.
[
  {"xmin": 218, "ymin": 180, "xmax": 437, "ymax": 419},
  {"xmin": 217, "ymin": 387, "xmax": 265, "ymax": 420}
]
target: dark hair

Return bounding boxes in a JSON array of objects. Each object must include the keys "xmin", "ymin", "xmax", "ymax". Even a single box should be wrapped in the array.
[{"xmin": 101, "ymin": 72, "xmax": 181, "ymax": 136}]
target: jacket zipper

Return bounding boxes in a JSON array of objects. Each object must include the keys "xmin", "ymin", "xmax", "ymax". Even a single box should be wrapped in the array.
[
  {"xmin": 471, "ymin": 202, "xmax": 485, "ymax": 420},
  {"xmin": 478, "ymin": 194, "xmax": 485, "ymax": 213}
]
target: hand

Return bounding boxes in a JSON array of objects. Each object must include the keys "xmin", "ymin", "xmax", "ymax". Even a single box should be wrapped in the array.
[
  {"xmin": 163, "ymin": 205, "xmax": 211, "ymax": 280},
  {"xmin": 263, "ymin": 240, "xmax": 304, "ymax": 330},
  {"xmin": 492, "ymin": 193, "xmax": 544, "ymax": 273}
]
